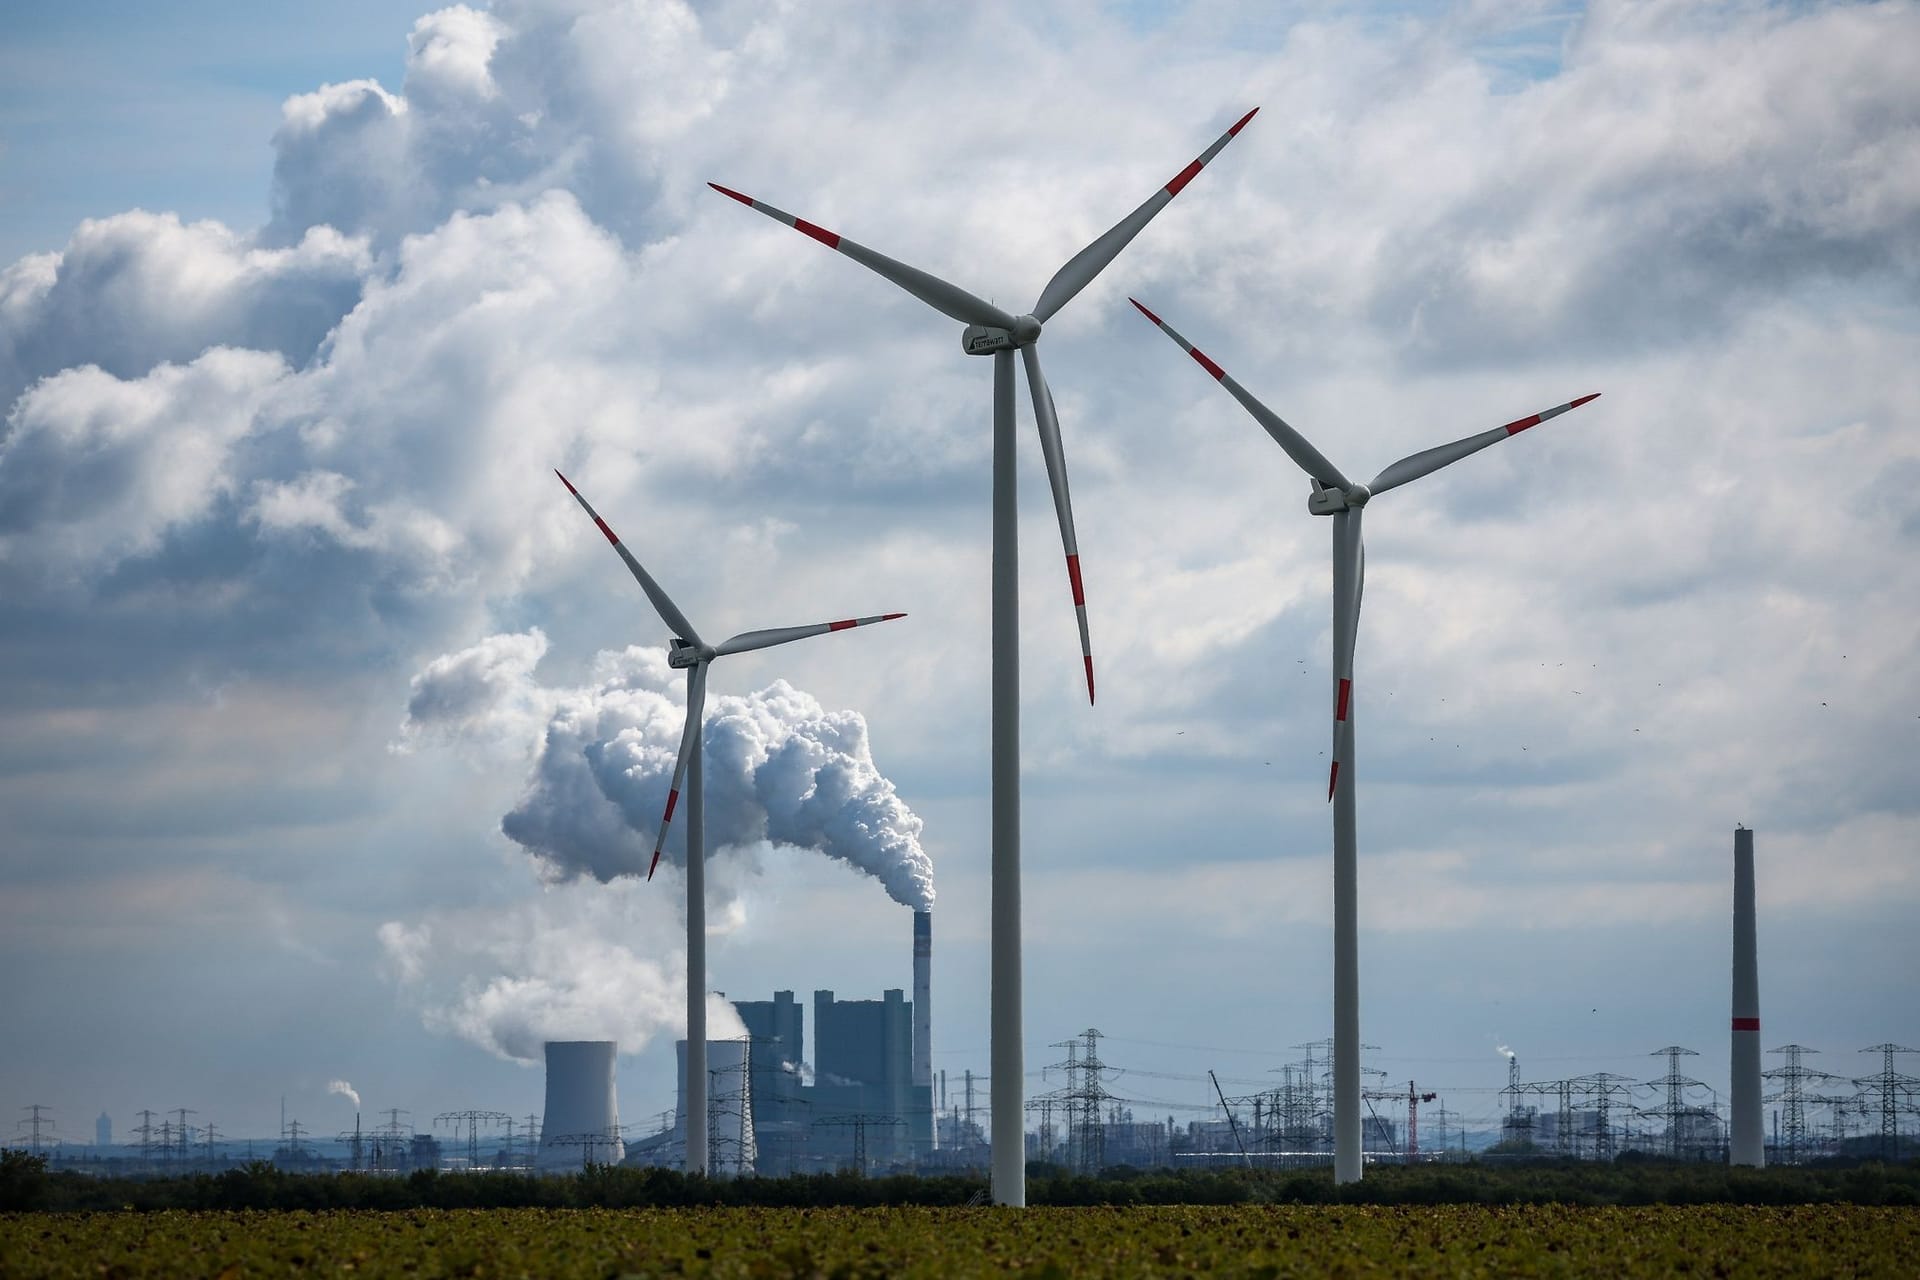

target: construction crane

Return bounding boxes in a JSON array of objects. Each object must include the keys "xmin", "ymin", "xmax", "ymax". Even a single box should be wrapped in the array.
[{"xmin": 1363, "ymin": 1080, "xmax": 1437, "ymax": 1164}]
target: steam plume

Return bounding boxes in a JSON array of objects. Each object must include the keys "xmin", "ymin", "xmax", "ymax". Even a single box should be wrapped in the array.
[
  {"xmin": 377, "ymin": 883, "xmax": 748, "ymax": 1063},
  {"xmin": 327, "ymin": 1079, "xmax": 362, "ymax": 1110},
  {"xmin": 386, "ymin": 631, "xmax": 929, "ymax": 1062},
  {"xmin": 400, "ymin": 632, "xmax": 934, "ymax": 909}
]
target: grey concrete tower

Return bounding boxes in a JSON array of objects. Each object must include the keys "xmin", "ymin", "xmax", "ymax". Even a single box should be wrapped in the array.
[
  {"xmin": 913, "ymin": 910, "xmax": 934, "ymax": 1149},
  {"xmin": 538, "ymin": 1041, "xmax": 624, "ymax": 1171},
  {"xmin": 1729, "ymin": 826, "xmax": 1765, "ymax": 1167}
]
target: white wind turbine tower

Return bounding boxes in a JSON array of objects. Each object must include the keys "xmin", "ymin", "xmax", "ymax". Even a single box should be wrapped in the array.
[
  {"xmin": 711, "ymin": 110, "xmax": 1255, "ymax": 1207},
  {"xmin": 555, "ymin": 470, "xmax": 906, "ymax": 1176},
  {"xmin": 1131, "ymin": 299, "xmax": 1599, "ymax": 1184}
]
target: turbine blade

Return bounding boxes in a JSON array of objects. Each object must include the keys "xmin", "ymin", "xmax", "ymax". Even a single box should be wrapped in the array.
[
  {"xmin": 650, "ymin": 662, "xmax": 707, "ymax": 881},
  {"xmin": 555, "ymin": 471, "xmax": 704, "ymax": 647},
  {"xmin": 1330, "ymin": 509, "xmax": 1363, "ymax": 802},
  {"xmin": 708, "ymin": 184, "xmax": 1018, "ymax": 330},
  {"xmin": 1369, "ymin": 394, "xmax": 1601, "ymax": 495},
  {"xmin": 1033, "ymin": 108, "xmax": 1258, "ymax": 323},
  {"xmin": 1022, "ymin": 345, "xmax": 1095, "ymax": 704},
  {"xmin": 714, "ymin": 613, "xmax": 908, "ymax": 656},
  {"xmin": 1129, "ymin": 300, "xmax": 1352, "ymax": 491},
  {"xmin": 1356, "ymin": 538, "xmax": 1366, "ymax": 632}
]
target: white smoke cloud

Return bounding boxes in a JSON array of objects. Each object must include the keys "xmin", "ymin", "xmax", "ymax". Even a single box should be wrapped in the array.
[
  {"xmin": 378, "ymin": 878, "xmax": 747, "ymax": 1064},
  {"xmin": 400, "ymin": 631, "xmax": 934, "ymax": 909},
  {"xmin": 381, "ymin": 629, "xmax": 929, "ymax": 1062},
  {"xmin": 393, "ymin": 627, "xmax": 556, "ymax": 756},
  {"xmin": 326, "ymin": 1079, "xmax": 362, "ymax": 1111}
]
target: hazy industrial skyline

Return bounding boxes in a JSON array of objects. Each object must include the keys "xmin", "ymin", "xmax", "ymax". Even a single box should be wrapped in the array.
[{"xmin": 2, "ymin": 0, "xmax": 1916, "ymax": 1143}]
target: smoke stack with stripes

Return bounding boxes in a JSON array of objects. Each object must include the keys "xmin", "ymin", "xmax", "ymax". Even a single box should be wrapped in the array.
[
  {"xmin": 913, "ymin": 909, "xmax": 934, "ymax": 1150},
  {"xmin": 1729, "ymin": 826, "xmax": 1764, "ymax": 1167}
]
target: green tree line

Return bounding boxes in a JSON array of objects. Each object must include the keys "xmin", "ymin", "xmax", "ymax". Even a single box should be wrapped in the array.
[{"xmin": 4, "ymin": 1147, "xmax": 1917, "ymax": 1213}]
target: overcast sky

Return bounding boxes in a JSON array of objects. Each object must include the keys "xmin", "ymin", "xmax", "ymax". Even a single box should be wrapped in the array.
[{"xmin": 3, "ymin": 0, "xmax": 1916, "ymax": 1150}]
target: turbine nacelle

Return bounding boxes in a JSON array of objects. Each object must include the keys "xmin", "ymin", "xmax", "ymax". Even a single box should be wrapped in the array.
[
  {"xmin": 1308, "ymin": 483, "xmax": 1371, "ymax": 516},
  {"xmin": 667, "ymin": 637, "xmax": 709, "ymax": 669},
  {"xmin": 961, "ymin": 314, "xmax": 1043, "ymax": 356}
]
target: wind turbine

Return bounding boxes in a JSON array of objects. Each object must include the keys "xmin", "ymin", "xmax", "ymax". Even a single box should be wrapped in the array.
[
  {"xmin": 554, "ymin": 469, "xmax": 905, "ymax": 1176},
  {"xmin": 1129, "ymin": 298, "xmax": 1598, "ymax": 1184},
  {"xmin": 710, "ymin": 109, "xmax": 1255, "ymax": 1205}
]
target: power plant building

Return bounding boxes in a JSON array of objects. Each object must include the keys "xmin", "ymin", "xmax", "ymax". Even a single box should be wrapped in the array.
[
  {"xmin": 810, "ymin": 987, "xmax": 918, "ymax": 1166},
  {"xmin": 735, "ymin": 989, "xmax": 805, "ymax": 1121},
  {"xmin": 673, "ymin": 981, "xmax": 933, "ymax": 1174},
  {"xmin": 625, "ymin": 910, "xmax": 936, "ymax": 1174}
]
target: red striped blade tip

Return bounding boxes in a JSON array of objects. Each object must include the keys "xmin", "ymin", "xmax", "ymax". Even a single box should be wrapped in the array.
[
  {"xmin": 1228, "ymin": 107, "xmax": 1259, "ymax": 135},
  {"xmin": 881, "ymin": 612, "xmax": 907, "ymax": 621},
  {"xmin": 1129, "ymin": 298, "xmax": 1163, "ymax": 326},
  {"xmin": 708, "ymin": 182, "xmax": 755, "ymax": 206},
  {"xmin": 554, "ymin": 469, "xmax": 579, "ymax": 495},
  {"xmin": 1084, "ymin": 655, "xmax": 1096, "ymax": 705},
  {"xmin": 794, "ymin": 217, "xmax": 841, "ymax": 249},
  {"xmin": 1165, "ymin": 159, "xmax": 1204, "ymax": 196},
  {"xmin": 646, "ymin": 849, "xmax": 662, "ymax": 880},
  {"xmin": 1327, "ymin": 760, "xmax": 1340, "ymax": 801},
  {"xmin": 1570, "ymin": 392, "xmax": 1601, "ymax": 408}
]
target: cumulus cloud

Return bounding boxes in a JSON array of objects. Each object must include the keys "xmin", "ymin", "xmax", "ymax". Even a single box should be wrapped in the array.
[
  {"xmin": 1366, "ymin": 0, "xmax": 1920, "ymax": 362},
  {"xmin": 399, "ymin": 631, "xmax": 934, "ymax": 909},
  {"xmin": 3, "ymin": 0, "xmax": 1918, "ymax": 1124},
  {"xmin": 265, "ymin": 5, "xmax": 567, "ymax": 250},
  {"xmin": 0, "ymin": 347, "xmax": 288, "ymax": 574},
  {"xmin": 0, "ymin": 214, "xmax": 365, "ymax": 411},
  {"xmin": 0, "ymin": 188, "xmax": 660, "ymax": 681}
]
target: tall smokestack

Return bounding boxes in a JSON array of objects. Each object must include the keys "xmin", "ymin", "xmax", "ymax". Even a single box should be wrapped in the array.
[
  {"xmin": 538, "ymin": 1041, "xmax": 625, "ymax": 1172},
  {"xmin": 913, "ymin": 909, "xmax": 934, "ymax": 1149},
  {"xmin": 1729, "ymin": 826, "xmax": 1764, "ymax": 1167}
]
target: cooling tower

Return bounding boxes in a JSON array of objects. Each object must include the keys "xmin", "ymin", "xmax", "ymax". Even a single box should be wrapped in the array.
[
  {"xmin": 1729, "ymin": 826, "xmax": 1764, "ymax": 1167},
  {"xmin": 538, "ymin": 1041, "xmax": 625, "ymax": 1171}
]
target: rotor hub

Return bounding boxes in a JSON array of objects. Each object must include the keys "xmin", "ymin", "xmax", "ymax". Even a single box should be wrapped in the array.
[
  {"xmin": 961, "ymin": 314, "xmax": 1043, "ymax": 356},
  {"xmin": 1307, "ymin": 483, "xmax": 1371, "ymax": 516}
]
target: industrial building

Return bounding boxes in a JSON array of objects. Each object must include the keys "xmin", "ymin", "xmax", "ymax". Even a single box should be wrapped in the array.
[
  {"xmin": 649, "ymin": 909, "xmax": 936, "ymax": 1175},
  {"xmin": 667, "ymin": 984, "xmax": 933, "ymax": 1174}
]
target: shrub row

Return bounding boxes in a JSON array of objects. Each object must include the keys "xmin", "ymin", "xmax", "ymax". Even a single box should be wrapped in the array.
[{"xmin": 5, "ymin": 1147, "xmax": 1917, "ymax": 1213}]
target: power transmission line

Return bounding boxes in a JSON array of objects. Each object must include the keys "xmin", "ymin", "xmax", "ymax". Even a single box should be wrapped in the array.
[{"xmin": 1764, "ymin": 1044, "xmax": 1842, "ymax": 1165}]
